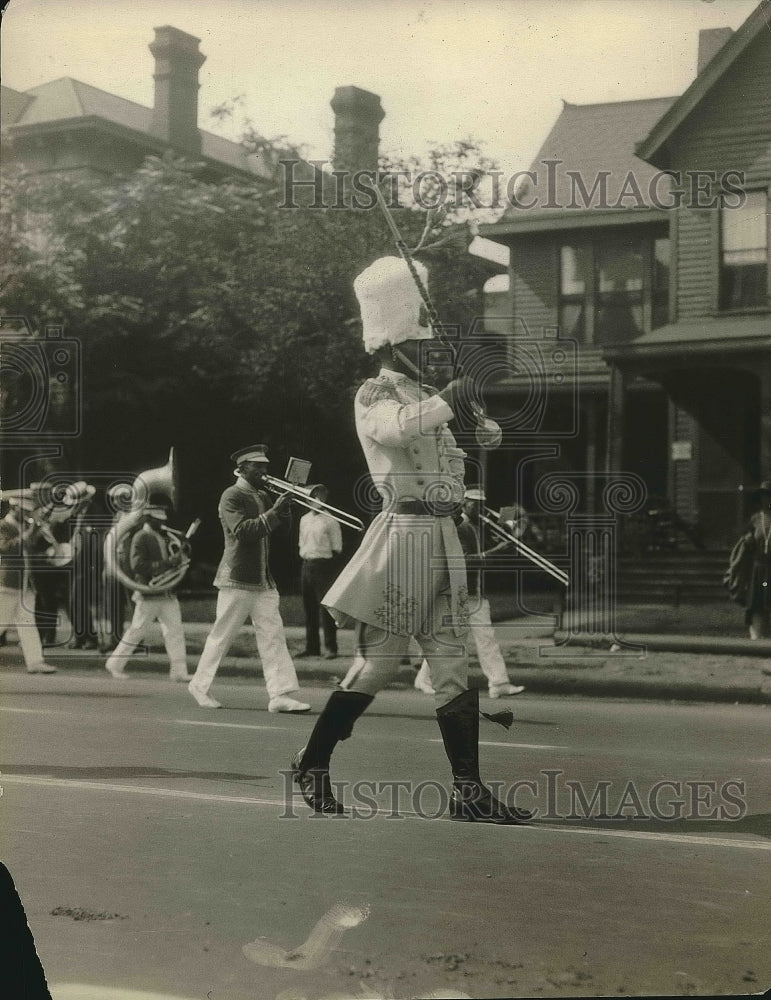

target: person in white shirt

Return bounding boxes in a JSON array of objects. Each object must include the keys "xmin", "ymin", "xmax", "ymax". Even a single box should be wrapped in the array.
[{"xmin": 297, "ymin": 486, "xmax": 342, "ymax": 660}]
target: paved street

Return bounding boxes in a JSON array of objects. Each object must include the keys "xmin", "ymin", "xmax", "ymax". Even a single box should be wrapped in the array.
[{"xmin": 1, "ymin": 668, "xmax": 769, "ymax": 999}]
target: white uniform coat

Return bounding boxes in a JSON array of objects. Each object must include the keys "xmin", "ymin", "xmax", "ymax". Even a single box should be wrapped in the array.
[{"xmin": 323, "ymin": 368, "xmax": 469, "ymax": 637}]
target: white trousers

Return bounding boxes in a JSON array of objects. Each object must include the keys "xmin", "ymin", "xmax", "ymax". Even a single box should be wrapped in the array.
[
  {"xmin": 416, "ymin": 597, "xmax": 509, "ymax": 690},
  {"xmin": 0, "ymin": 586, "xmax": 45, "ymax": 671},
  {"xmin": 106, "ymin": 594, "xmax": 188, "ymax": 675},
  {"xmin": 190, "ymin": 587, "xmax": 299, "ymax": 699}
]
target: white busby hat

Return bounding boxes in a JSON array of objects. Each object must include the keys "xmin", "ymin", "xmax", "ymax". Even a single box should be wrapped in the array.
[
  {"xmin": 354, "ymin": 256, "xmax": 433, "ymax": 354},
  {"xmin": 230, "ymin": 445, "xmax": 270, "ymax": 466}
]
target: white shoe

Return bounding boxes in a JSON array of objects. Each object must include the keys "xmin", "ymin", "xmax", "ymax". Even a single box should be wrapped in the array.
[
  {"xmin": 26, "ymin": 663, "xmax": 57, "ymax": 674},
  {"xmin": 170, "ymin": 670, "xmax": 192, "ymax": 682},
  {"xmin": 268, "ymin": 695, "xmax": 311, "ymax": 714},
  {"xmin": 414, "ymin": 664, "xmax": 435, "ymax": 695},
  {"xmin": 188, "ymin": 680, "xmax": 221, "ymax": 709},
  {"xmin": 105, "ymin": 664, "xmax": 128, "ymax": 680},
  {"xmin": 489, "ymin": 683, "xmax": 525, "ymax": 698}
]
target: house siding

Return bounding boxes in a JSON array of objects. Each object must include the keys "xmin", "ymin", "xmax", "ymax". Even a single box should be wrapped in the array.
[
  {"xmin": 509, "ymin": 236, "xmax": 557, "ymax": 334},
  {"xmin": 670, "ymin": 30, "xmax": 771, "ymax": 319}
]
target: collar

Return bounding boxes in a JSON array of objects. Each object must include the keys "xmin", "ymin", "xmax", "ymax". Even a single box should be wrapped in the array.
[{"xmin": 235, "ymin": 475, "xmax": 263, "ymax": 496}]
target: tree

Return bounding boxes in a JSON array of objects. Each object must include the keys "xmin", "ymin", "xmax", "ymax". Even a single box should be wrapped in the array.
[{"xmin": 0, "ymin": 138, "xmax": 502, "ymax": 570}]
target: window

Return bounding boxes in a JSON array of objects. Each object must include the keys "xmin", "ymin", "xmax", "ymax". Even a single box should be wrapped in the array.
[
  {"xmin": 559, "ymin": 245, "xmax": 589, "ymax": 341},
  {"xmin": 652, "ymin": 237, "xmax": 670, "ymax": 329},
  {"xmin": 720, "ymin": 189, "xmax": 768, "ymax": 310},
  {"xmin": 556, "ymin": 233, "xmax": 668, "ymax": 343},
  {"xmin": 595, "ymin": 237, "xmax": 643, "ymax": 344}
]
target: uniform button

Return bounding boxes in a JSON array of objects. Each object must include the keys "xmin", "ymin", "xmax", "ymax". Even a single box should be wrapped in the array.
[
  {"xmin": 417, "ymin": 479, "xmax": 425, "ymax": 486},
  {"xmin": 415, "ymin": 463, "xmax": 422, "ymax": 470}
]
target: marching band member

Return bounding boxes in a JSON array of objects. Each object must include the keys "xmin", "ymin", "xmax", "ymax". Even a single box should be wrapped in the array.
[
  {"xmin": 66, "ymin": 482, "xmax": 99, "ymax": 651},
  {"xmin": 187, "ymin": 446, "xmax": 310, "ymax": 713},
  {"xmin": 0, "ymin": 504, "xmax": 56, "ymax": 674},
  {"xmin": 290, "ymin": 256, "xmax": 531, "ymax": 824},
  {"xmin": 414, "ymin": 487, "xmax": 525, "ymax": 698},
  {"xmin": 104, "ymin": 500, "xmax": 190, "ymax": 681}
]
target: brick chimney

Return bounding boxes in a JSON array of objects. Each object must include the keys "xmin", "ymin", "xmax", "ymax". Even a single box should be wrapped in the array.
[
  {"xmin": 149, "ymin": 26, "xmax": 206, "ymax": 155},
  {"xmin": 330, "ymin": 86, "xmax": 384, "ymax": 174},
  {"xmin": 697, "ymin": 27, "xmax": 733, "ymax": 75}
]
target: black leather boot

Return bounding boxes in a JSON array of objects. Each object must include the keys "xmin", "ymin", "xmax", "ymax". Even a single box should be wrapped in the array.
[
  {"xmin": 436, "ymin": 688, "xmax": 532, "ymax": 825},
  {"xmin": 291, "ymin": 690, "xmax": 374, "ymax": 814}
]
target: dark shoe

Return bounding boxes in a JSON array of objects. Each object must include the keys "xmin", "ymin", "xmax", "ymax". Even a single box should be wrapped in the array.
[
  {"xmin": 81, "ymin": 638, "xmax": 98, "ymax": 651},
  {"xmin": 323, "ymin": 651, "xmax": 338, "ymax": 660},
  {"xmin": 295, "ymin": 649, "xmax": 320, "ymax": 659},
  {"xmin": 449, "ymin": 782, "xmax": 532, "ymax": 824},
  {"xmin": 436, "ymin": 688, "xmax": 531, "ymax": 826},
  {"xmin": 291, "ymin": 690, "xmax": 374, "ymax": 812},
  {"xmin": 67, "ymin": 637, "xmax": 84, "ymax": 650},
  {"xmin": 290, "ymin": 751, "xmax": 346, "ymax": 814}
]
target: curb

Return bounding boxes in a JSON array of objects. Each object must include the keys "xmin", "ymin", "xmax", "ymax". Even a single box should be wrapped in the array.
[
  {"xmin": 37, "ymin": 649, "xmax": 771, "ymax": 706},
  {"xmin": 554, "ymin": 631, "xmax": 771, "ymax": 657}
]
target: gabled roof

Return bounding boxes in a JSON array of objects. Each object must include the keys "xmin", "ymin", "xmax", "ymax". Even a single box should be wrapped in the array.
[
  {"xmin": 0, "ymin": 86, "xmax": 35, "ymax": 129},
  {"xmin": 482, "ymin": 96, "xmax": 676, "ymax": 240},
  {"xmin": 637, "ymin": 0, "xmax": 770, "ymax": 166},
  {"xmin": 2, "ymin": 76, "xmax": 264, "ymax": 176}
]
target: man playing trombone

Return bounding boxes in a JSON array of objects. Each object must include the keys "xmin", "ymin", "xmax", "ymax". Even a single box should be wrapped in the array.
[
  {"xmin": 187, "ymin": 446, "xmax": 310, "ymax": 713},
  {"xmin": 414, "ymin": 486, "xmax": 525, "ymax": 699},
  {"xmin": 290, "ymin": 256, "xmax": 531, "ymax": 824}
]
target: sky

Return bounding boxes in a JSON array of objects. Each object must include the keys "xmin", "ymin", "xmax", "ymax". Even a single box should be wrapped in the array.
[{"xmin": 1, "ymin": 0, "xmax": 761, "ymax": 176}]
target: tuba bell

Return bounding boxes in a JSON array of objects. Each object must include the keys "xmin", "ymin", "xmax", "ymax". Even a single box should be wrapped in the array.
[{"xmin": 104, "ymin": 448, "xmax": 194, "ymax": 595}]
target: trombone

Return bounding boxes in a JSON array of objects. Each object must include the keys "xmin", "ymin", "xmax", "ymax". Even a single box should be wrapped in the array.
[
  {"xmin": 262, "ymin": 476, "xmax": 364, "ymax": 533},
  {"xmin": 480, "ymin": 507, "xmax": 569, "ymax": 588}
]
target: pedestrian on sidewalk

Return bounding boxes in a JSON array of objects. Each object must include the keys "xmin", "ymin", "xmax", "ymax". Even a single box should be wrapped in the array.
[
  {"xmin": 297, "ymin": 485, "xmax": 342, "ymax": 661},
  {"xmin": 104, "ymin": 502, "xmax": 190, "ymax": 681},
  {"xmin": 414, "ymin": 486, "xmax": 525, "ymax": 699},
  {"xmin": 0, "ymin": 505, "xmax": 56, "ymax": 674},
  {"xmin": 290, "ymin": 255, "xmax": 530, "ymax": 824},
  {"xmin": 187, "ymin": 446, "xmax": 310, "ymax": 713},
  {"xmin": 739, "ymin": 478, "xmax": 771, "ymax": 641}
]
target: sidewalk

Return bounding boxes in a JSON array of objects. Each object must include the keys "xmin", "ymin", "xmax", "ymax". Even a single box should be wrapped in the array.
[{"xmin": 9, "ymin": 613, "xmax": 771, "ymax": 705}]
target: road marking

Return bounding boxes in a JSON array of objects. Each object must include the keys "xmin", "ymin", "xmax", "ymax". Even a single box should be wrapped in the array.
[
  {"xmin": 176, "ymin": 719, "xmax": 295, "ymax": 732},
  {"xmin": 3, "ymin": 774, "xmax": 769, "ymax": 852},
  {"xmin": 429, "ymin": 738, "xmax": 569, "ymax": 750},
  {"xmin": 0, "ymin": 706, "xmax": 64, "ymax": 715},
  {"xmin": 0, "ymin": 774, "xmax": 287, "ymax": 807},
  {"xmin": 0, "ymin": 707, "xmax": 295, "ymax": 731},
  {"xmin": 532, "ymin": 824, "xmax": 771, "ymax": 852}
]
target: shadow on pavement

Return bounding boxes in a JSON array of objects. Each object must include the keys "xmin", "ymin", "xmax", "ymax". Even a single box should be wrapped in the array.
[{"xmin": 534, "ymin": 812, "xmax": 771, "ymax": 839}]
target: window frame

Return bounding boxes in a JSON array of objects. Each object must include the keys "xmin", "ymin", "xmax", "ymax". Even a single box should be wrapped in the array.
[
  {"xmin": 717, "ymin": 186, "xmax": 769, "ymax": 314},
  {"xmin": 556, "ymin": 228, "xmax": 670, "ymax": 345}
]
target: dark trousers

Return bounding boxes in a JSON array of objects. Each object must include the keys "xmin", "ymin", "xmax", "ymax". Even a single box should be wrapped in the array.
[
  {"xmin": 301, "ymin": 558, "xmax": 338, "ymax": 654},
  {"xmin": 32, "ymin": 568, "xmax": 69, "ymax": 646}
]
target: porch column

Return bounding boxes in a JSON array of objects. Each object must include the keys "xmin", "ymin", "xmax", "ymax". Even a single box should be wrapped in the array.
[
  {"xmin": 605, "ymin": 365, "xmax": 625, "ymax": 474},
  {"xmin": 760, "ymin": 356, "xmax": 771, "ymax": 475},
  {"xmin": 585, "ymin": 395, "xmax": 597, "ymax": 515}
]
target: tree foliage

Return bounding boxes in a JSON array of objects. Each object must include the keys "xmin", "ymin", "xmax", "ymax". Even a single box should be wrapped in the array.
[{"xmin": 0, "ymin": 138, "xmax": 500, "ymax": 565}]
